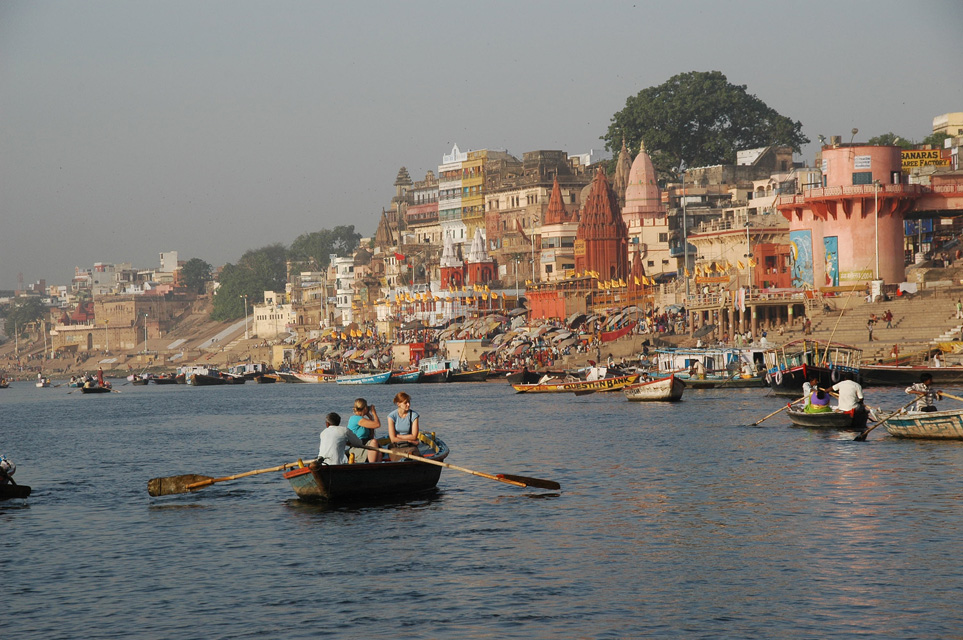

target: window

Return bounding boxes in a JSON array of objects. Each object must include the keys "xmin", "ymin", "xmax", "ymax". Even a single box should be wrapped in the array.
[
  {"xmin": 647, "ymin": 261, "xmax": 654, "ymax": 267},
  {"xmin": 852, "ymin": 171, "xmax": 873, "ymax": 185},
  {"xmin": 658, "ymin": 233, "xmax": 668, "ymax": 243}
]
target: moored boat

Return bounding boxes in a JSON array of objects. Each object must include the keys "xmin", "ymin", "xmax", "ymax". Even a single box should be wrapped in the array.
[
  {"xmin": 763, "ymin": 339, "xmax": 862, "ymax": 397},
  {"xmin": 130, "ymin": 377, "xmax": 150, "ymax": 386},
  {"xmin": 283, "ymin": 433, "xmax": 449, "ymax": 502},
  {"xmin": 418, "ymin": 356, "xmax": 452, "ymax": 383},
  {"xmin": 292, "ymin": 371, "xmax": 336, "ymax": 383},
  {"xmin": 152, "ymin": 375, "xmax": 178, "ymax": 385},
  {"xmin": 449, "ymin": 368, "xmax": 491, "ymax": 383},
  {"xmin": 513, "ymin": 373, "xmax": 640, "ymax": 394},
  {"xmin": 253, "ymin": 373, "xmax": 278, "ymax": 383},
  {"xmin": 860, "ymin": 364, "xmax": 963, "ymax": 387},
  {"xmin": 335, "ymin": 371, "xmax": 391, "ymax": 385},
  {"xmin": 623, "ymin": 375, "xmax": 685, "ymax": 401},
  {"xmin": 885, "ymin": 408, "xmax": 963, "ymax": 439},
  {"xmin": 786, "ymin": 407, "xmax": 869, "ymax": 431},
  {"xmin": 388, "ymin": 369, "xmax": 422, "ymax": 384}
]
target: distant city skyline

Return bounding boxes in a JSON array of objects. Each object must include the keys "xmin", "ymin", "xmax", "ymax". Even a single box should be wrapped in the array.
[{"xmin": 2, "ymin": 0, "xmax": 961, "ymax": 290}]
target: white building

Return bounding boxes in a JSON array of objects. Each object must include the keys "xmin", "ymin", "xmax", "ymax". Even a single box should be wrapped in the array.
[{"xmin": 251, "ymin": 291, "xmax": 296, "ymax": 339}]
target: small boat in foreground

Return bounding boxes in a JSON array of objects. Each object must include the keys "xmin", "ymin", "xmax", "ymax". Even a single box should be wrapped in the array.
[
  {"xmin": 885, "ymin": 408, "xmax": 963, "ymax": 439},
  {"xmin": 283, "ymin": 433, "xmax": 449, "ymax": 502},
  {"xmin": 786, "ymin": 407, "xmax": 869, "ymax": 431},
  {"xmin": 623, "ymin": 375, "xmax": 685, "ymax": 401},
  {"xmin": 513, "ymin": 373, "xmax": 640, "ymax": 394},
  {"xmin": 0, "ymin": 483, "xmax": 31, "ymax": 501},
  {"xmin": 335, "ymin": 371, "xmax": 391, "ymax": 385}
]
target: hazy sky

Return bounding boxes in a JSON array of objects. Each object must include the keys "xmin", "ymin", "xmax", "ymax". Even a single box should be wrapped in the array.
[{"xmin": 2, "ymin": 1, "xmax": 961, "ymax": 291}]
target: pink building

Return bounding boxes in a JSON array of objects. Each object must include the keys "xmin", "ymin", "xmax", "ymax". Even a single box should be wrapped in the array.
[{"xmin": 777, "ymin": 145, "xmax": 916, "ymax": 287}]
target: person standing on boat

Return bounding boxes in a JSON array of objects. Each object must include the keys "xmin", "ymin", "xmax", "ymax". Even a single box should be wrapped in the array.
[
  {"xmin": 347, "ymin": 398, "xmax": 382, "ymax": 463},
  {"xmin": 316, "ymin": 412, "xmax": 362, "ymax": 465},
  {"xmin": 387, "ymin": 392, "xmax": 420, "ymax": 447},
  {"xmin": 906, "ymin": 373, "xmax": 942, "ymax": 413},
  {"xmin": 832, "ymin": 379, "xmax": 865, "ymax": 419}
]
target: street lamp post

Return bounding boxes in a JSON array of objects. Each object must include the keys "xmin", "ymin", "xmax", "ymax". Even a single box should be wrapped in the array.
[
  {"xmin": 143, "ymin": 313, "xmax": 148, "ymax": 353},
  {"xmin": 745, "ymin": 220, "xmax": 753, "ymax": 289},
  {"xmin": 241, "ymin": 294, "xmax": 249, "ymax": 340},
  {"xmin": 677, "ymin": 162, "xmax": 689, "ymax": 298},
  {"xmin": 105, "ymin": 319, "xmax": 109, "ymax": 354},
  {"xmin": 874, "ymin": 179, "xmax": 881, "ymax": 281}
]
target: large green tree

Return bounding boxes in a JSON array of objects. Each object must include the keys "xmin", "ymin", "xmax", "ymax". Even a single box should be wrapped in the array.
[
  {"xmin": 179, "ymin": 257, "xmax": 213, "ymax": 294},
  {"xmin": 211, "ymin": 244, "xmax": 289, "ymax": 321},
  {"xmin": 1, "ymin": 297, "xmax": 47, "ymax": 337},
  {"xmin": 603, "ymin": 71, "xmax": 809, "ymax": 178},
  {"xmin": 288, "ymin": 225, "xmax": 361, "ymax": 270}
]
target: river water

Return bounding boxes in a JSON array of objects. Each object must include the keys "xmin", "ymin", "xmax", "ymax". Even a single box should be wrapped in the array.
[{"xmin": 3, "ymin": 380, "xmax": 963, "ymax": 639}]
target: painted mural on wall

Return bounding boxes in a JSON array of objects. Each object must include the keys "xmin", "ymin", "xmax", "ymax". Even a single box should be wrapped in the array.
[
  {"xmin": 789, "ymin": 230, "xmax": 814, "ymax": 288},
  {"xmin": 823, "ymin": 236, "xmax": 839, "ymax": 287}
]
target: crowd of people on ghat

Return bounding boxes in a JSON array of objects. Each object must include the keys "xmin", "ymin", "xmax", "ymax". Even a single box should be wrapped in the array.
[{"xmin": 315, "ymin": 392, "xmax": 422, "ymax": 466}]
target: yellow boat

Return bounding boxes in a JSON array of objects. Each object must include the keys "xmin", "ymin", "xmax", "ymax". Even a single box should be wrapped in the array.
[{"xmin": 512, "ymin": 373, "xmax": 640, "ymax": 394}]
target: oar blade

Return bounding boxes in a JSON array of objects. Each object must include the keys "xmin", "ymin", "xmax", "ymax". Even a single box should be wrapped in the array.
[
  {"xmin": 148, "ymin": 474, "xmax": 213, "ymax": 497},
  {"xmin": 497, "ymin": 474, "xmax": 561, "ymax": 491}
]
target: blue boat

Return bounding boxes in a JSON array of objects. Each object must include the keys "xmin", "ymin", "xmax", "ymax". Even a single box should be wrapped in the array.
[
  {"xmin": 389, "ymin": 369, "xmax": 422, "ymax": 384},
  {"xmin": 335, "ymin": 371, "xmax": 391, "ymax": 385}
]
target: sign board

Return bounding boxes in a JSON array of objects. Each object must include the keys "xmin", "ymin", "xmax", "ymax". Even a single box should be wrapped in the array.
[
  {"xmin": 854, "ymin": 155, "xmax": 872, "ymax": 169},
  {"xmin": 574, "ymin": 239, "xmax": 585, "ymax": 257},
  {"xmin": 901, "ymin": 149, "xmax": 949, "ymax": 168}
]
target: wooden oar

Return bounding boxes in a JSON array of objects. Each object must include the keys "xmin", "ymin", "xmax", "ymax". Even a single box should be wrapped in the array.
[
  {"xmin": 749, "ymin": 396, "xmax": 805, "ymax": 426},
  {"xmin": 940, "ymin": 391, "xmax": 963, "ymax": 403},
  {"xmin": 148, "ymin": 461, "xmax": 300, "ymax": 496},
  {"xmin": 360, "ymin": 445, "xmax": 560, "ymax": 490},
  {"xmin": 853, "ymin": 397, "xmax": 919, "ymax": 442}
]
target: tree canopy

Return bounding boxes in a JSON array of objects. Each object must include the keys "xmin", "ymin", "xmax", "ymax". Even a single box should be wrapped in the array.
[
  {"xmin": 1, "ymin": 297, "xmax": 47, "ymax": 337},
  {"xmin": 211, "ymin": 243, "xmax": 289, "ymax": 321},
  {"xmin": 179, "ymin": 257, "xmax": 213, "ymax": 294},
  {"xmin": 603, "ymin": 71, "xmax": 809, "ymax": 178},
  {"xmin": 867, "ymin": 132, "xmax": 913, "ymax": 149},
  {"xmin": 288, "ymin": 225, "xmax": 361, "ymax": 270}
]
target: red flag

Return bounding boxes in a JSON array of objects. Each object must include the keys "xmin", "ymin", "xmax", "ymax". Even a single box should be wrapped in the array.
[
  {"xmin": 394, "ymin": 252, "xmax": 406, "ymax": 261},
  {"xmin": 515, "ymin": 220, "xmax": 529, "ymax": 243}
]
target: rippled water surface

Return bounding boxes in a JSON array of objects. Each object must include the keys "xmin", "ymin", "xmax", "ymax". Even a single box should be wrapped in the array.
[{"xmin": 4, "ymin": 380, "xmax": 963, "ymax": 639}]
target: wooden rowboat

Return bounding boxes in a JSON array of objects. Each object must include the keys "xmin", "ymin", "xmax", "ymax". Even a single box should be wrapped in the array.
[
  {"xmin": 786, "ymin": 407, "xmax": 869, "ymax": 431},
  {"xmin": 283, "ymin": 434, "xmax": 449, "ymax": 502},
  {"xmin": 885, "ymin": 408, "xmax": 963, "ymax": 439},
  {"xmin": 80, "ymin": 384, "xmax": 113, "ymax": 394},
  {"xmin": 623, "ymin": 375, "xmax": 685, "ymax": 401},
  {"xmin": 0, "ymin": 483, "xmax": 31, "ymax": 501},
  {"xmin": 512, "ymin": 373, "xmax": 640, "ymax": 394}
]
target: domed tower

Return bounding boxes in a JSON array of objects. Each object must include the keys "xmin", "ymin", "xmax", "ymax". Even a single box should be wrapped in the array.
[
  {"xmin": 622, "ymin": 140, "xmax": 669, "ymax": 277},
  {"xmin": 465, "ymin": 228, "xmax": 495, "ymax": 286},
  {"xmin": 575, "ymin": 167, "xmax": 629, "ymax": 281},
  {"xmin": 439, "ymin": 234, "xmax": 464, "ymax": 291}
]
